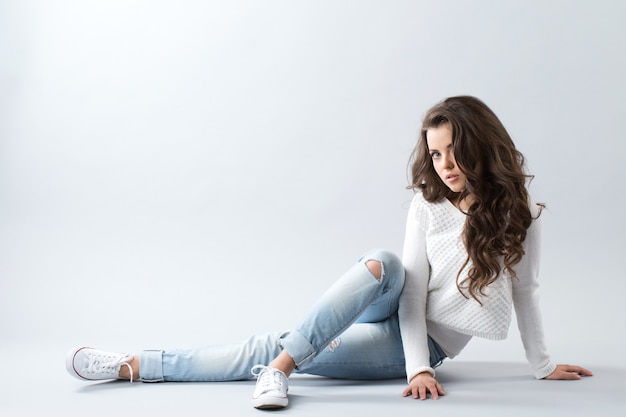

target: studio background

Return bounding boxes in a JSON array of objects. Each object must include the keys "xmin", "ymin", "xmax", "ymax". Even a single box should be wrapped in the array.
[{"xmin": 1, "ymin": 1, "xmax": 625, "ymax": 415}]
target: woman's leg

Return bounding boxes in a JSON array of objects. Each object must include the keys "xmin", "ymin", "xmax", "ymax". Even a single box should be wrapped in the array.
[
  {"xmin": 276, "ymin": 248, "xmax": 405, "ymax": 372},
  {"xmin": 121, "ymin": 320, "xmax": 445, "ymax": 382},
  {"xmin": 297, "ymin": 314, "xmax": 405, "ymax": 379},
  {"xmin": 247, "ymin": 248, "xmax": 405, "ymax": 408},
  {"xmin": 296, "ymin": 314, "xmax": 447, "ymax": 379},
  {"xmin": 139, "ymin": 248, "xmax": 405, "ymax": 382},
  {"xmin": 68, "ymin": 332, "xmax": 288, "ymax": 382},
  {"xmin": 67, "ymin": 249, "xmax": 406, "ymax": 385},
  {"xmin": 139, "ymin": 332, "xmax": 287, "ymax": 382}
]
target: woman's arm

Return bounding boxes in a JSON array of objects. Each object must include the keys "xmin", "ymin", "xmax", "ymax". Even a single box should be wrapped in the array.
[
  {"xmin": 511, "ymin": 213, "xmax": 557, "ymax": 378},
  {"xmin": 512, "ymin": 209, "xmax": 592, "ymax": 380},
  {"xmin": 399, "ymin": 194, "xmax": 444, "ymax": 399}
]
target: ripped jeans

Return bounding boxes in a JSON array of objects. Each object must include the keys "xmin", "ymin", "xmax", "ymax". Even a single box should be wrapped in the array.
[{"xmin": 139, "ymin": 248, "xmax": 446, "ymax": 382}]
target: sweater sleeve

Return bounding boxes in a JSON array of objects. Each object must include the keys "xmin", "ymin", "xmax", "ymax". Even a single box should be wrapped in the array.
[
  {"xmin": 398, "ymin": 194, "xmax": 434, "ymax": 382},
  {"xmin": 511, "ymin": 210, "xmax": 557, "ymax": 379}
]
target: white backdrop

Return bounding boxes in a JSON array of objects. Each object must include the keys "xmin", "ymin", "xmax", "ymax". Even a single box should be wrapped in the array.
[{"xmin": 1, "ymin": 0, "xmax": 625, "ymax": 367}]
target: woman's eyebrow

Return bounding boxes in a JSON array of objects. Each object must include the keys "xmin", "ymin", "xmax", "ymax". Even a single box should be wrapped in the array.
[{"xmin": 428, "ymin": 143, "xmax": 452, "ymax": 153}]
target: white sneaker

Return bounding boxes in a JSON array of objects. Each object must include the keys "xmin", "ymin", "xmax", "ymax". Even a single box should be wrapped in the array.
[
  {"xmin": 250, "ymin": 365, "xmax": 289, "ymax": 409},
  {"xmin": 66, "ymin": 346, "xmax": 134, "ymax": 382}
]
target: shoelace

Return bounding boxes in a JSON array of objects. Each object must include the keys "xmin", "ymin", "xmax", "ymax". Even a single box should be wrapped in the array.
[
  {"xmin": 86, "ymin": 352, "xmax": 134, "ymax": 383},
  {"xmin": 251, "ymin": 365, "xmax": 284, "ymax": 392}
]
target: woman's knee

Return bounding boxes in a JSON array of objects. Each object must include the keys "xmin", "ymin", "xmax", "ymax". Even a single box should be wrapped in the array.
[
  {"xmin": 361, "ymin": 249, "xmax": 404, "ymax": 282},
  {"xmin": 365, "ymin": 260, "xmax": 383, "ymax": 281}
]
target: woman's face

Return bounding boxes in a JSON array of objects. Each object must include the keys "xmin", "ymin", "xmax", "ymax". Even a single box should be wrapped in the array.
[{"xmin": 426, "ymin": 123, "xmax": 467, "ymax": 193}]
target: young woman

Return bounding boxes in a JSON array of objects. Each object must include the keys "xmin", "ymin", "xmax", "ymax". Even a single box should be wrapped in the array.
[{"xmin": 66, "ymin": 96, "xmax": 592, "ymax": 409}]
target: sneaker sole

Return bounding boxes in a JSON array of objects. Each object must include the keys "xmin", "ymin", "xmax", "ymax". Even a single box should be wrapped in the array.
[{"xmin": 251, "ymin": 396, "xmax": 288, "ymax": 409}]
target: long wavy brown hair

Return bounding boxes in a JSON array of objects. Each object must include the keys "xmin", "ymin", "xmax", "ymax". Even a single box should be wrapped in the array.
[{"xmin": 408, "ymin": 96, "xmax": 541, "ymax": 304}]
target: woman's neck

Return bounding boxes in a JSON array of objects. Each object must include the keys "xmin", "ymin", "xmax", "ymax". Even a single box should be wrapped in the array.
[{"xmin": 449, "ymin": 193, "xmax": 475, "ymax": 213}]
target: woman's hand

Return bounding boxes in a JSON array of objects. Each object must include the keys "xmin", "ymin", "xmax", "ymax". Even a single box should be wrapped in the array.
[
  {"xmin": 402, "ymin": 372, "xmax": 445, "ymax": 400},
  {"xmin": 544, "ymin": 364, "xmax": 593, "ymax": 380}
]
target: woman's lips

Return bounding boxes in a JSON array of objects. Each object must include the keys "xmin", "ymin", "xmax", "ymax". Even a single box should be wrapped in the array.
[{"xmin": 446, "ymin": 174, "xmax": 459, "ymax": 182}]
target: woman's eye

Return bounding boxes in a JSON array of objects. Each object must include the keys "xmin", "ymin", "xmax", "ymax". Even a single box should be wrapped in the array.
[{"xmin": 430, "ymin": 152, "xmax": 440, "ymax": 159}]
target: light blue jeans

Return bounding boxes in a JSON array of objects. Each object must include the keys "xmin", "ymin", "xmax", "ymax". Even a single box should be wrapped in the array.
[{"xmin": 139, "ymin": 249, "xmax": 446, "ymax": 382}]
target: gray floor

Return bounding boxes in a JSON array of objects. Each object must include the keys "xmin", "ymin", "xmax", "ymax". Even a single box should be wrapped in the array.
[{"xmin": 2, "ymin": 342, "xmax": 623, "ymax": 417}]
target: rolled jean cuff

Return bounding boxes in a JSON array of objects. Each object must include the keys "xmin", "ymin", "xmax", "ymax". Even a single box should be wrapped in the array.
[
  {"xmin": 278, "ymin": 330, "xmax": 316, "ymax": 367},
  {"xmin": 139, "ymin": 350, "xmax": 165, "ymax": 382}
]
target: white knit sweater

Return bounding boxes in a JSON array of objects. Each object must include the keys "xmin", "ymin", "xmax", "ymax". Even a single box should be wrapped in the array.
[{"xmin": 398, "ymin": 191, "xmax": 557, "ymax": 382}]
